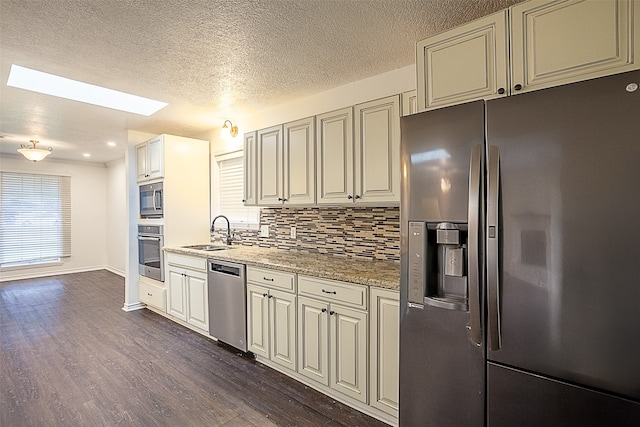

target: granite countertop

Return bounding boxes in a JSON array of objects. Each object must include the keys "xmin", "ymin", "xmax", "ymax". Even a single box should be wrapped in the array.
[{"xmin": 164, "ymin": 245, "xmax": 400, "ymax": 291}]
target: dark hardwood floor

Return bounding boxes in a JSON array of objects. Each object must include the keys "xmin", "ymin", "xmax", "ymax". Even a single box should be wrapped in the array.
[{"xmin": 0, "ymin": 270, "xmax": 387, "ymax": 427}]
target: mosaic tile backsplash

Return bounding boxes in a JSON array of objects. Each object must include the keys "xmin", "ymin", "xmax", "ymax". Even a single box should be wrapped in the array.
[{"xmin": 211, "ymin": 207, "xmax": 400, "ymax": 262}]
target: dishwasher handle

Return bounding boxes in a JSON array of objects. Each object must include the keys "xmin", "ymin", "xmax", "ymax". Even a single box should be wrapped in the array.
[{"xmin": 208, "ymin": 261, "xmax": 242, "ymax": 277}]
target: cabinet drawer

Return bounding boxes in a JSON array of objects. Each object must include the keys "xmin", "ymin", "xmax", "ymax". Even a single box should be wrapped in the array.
[
  {"xmin": 166, "ymin": 252, "xmax": 206, "ymax": 271},
  {"xmin": 139, "ymin": 280, "xmax": 166, "ymax": 311},
  {"xmin": 247, "ymin": 266, "xmax": 296, "ymax": 292},
  {"xmin": 298, "ymin": 275, "xmax": 367, "ymax": 310}
]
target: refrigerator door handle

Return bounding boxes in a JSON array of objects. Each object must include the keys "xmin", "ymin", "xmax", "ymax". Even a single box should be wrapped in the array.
[
  {"xmin": 487, "ymin": 145, "xmax": 501, "ymax": 351},
  {"xmin": 467, "ymin": 144, "xmax": 482, "ymax": 346}
]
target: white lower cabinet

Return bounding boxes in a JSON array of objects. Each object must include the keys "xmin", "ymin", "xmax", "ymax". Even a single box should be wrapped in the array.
[
  {"xmin": 370, "ymin": 288, "xmax": 399, "ymax": 417},
  {"xmin": 139, "ymin": 279, "xmax": 166, "ymax": 311},
  {"xmin": 166, "ymin": 254, "xmax": 208, "ymax": 332},
  {"xmin": 246, "ymin": 267, "xmax": 398, "ymax": 425},
  {"xmin": 246, "ymin": 267, "xmax": 297, "ymax": 372},
  {"xmin": 297, "ymin": 276, "xmax": 368, "ymax": 403}
]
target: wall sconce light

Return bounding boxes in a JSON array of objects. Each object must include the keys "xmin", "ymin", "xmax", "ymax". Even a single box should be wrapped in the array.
[
  {"xmin": 18, "ymin": 140, "xmax": 53, "ymax": 162},
  {"xmin": 221, "ymin": 120, "xmax": 238, "ymax": 139}
]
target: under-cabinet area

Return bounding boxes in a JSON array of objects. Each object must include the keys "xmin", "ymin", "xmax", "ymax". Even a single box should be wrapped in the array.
[{"xmin": 152, "ymin": 246, "xmax": 400, "ymax": 426}]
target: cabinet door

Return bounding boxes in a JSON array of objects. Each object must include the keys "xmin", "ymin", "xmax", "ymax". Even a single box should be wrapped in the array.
[
  {"xmin": 354, "ymin": 95, "xmax": 400, "ymax": 204},
  {"xmin": 147, "ymin": 136, "xmax": 164, "ymax": 180},
  {"xmin": 297, "ymin": 296, "xmax": 329, "ymax": 386},
  {"xmin": 401, "ymin": 90, "xmax": 418, "ymax": 116},
  {"xmin": 243, "ymin": 131, "xmax": 258, "ymax": 206},
  {"xmin": 257, "ymin": 125, "xmax": 283, "ymax": 205},
  {"xmin": 370, "ymin": 288, "xmax": 399, "ymax": 416},
  {"xmin": 167, "ymin": 268, "xmax": 187, "ymax": 321},
  {"xmin": 316, "ymin": 107, "xmax": 354, "ymax": 204},
  {"xmin": 269, "ymin": 289, "xmax": 297, "ymax": 371},
  {"xmin": 186, "ymin": 270, "xmax": 208, "ymax": 331},
  {"xmin": 330, "ymin": 305, "xmax": 368, "ymax": 403},
  {"xmin": 247, "ymin": 284, "xmax": 270, "ymax": 358},
  {"xmin": 417, "ymin": 11, "xmax": 509, "ymax": 111},
  {"xmin": 283, "ymin": 117, "xmax": 316, "ymax": 205},
  {"xmin": 511, "ymin": 0, "xmax": 639, "ymax": 94},
  {"xmin": 136, "ymin": 142, "xmax": 148, "ymax": 182}
]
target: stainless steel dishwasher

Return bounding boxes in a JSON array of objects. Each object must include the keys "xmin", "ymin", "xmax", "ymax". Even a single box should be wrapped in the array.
[{"xmin": 207, "ymin": 259, "xmax": 247, "ymax": 352}]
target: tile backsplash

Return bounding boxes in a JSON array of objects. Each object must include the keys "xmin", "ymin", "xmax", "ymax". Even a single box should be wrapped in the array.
[{"xmin": 211, "ymin": 207, "xmax": 400, "ymax": 262}]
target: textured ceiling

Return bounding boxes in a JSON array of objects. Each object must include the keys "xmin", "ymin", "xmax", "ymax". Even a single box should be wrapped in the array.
[{"xmin": 0, "ymin": 0, "xmax": 523, "ymax": 164}]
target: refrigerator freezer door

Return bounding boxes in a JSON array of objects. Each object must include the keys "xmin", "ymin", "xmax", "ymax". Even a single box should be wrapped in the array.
[
  {"xmin": 486, "ymin": 70, "xmax": 640, "ymax": 402},
  {"xmin": 400, "ymin": 100, "xmax": 485, "ymax": 426}
]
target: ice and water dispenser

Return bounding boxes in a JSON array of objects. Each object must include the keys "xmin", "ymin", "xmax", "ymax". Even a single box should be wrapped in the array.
[{"xmin": 408, "ymin": 221, "xmax": 469, "ymax": 311}]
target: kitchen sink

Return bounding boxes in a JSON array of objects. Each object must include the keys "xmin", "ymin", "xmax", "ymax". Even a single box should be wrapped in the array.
[{"xmin": 181, "ymin": 244, "xmax": 233, "ymax": 251}]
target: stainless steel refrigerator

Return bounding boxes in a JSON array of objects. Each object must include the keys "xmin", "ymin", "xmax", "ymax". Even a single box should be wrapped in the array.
[{"xmin": 399, "ymin": 70, "xmax": 640, "ymax": 426}]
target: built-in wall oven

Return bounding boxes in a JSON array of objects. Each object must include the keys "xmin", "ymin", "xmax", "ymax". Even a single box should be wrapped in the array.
[
  {"xmin": 139, "ymin": 182, "xmax": 163, "ymax": 218},
  {"xmin": 138, "ymin": 225, "xmax": 164, "ymax": 282}
]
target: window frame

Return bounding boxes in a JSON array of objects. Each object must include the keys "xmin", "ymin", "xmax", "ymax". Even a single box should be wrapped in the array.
[{"xmin": 212, "ymin": 150, "xmax": 260, "ymax": 230}]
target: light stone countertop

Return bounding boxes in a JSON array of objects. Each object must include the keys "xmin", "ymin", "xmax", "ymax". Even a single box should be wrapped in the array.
[{"xmin": 164, "ymin": 245, "xmax": 400, "ymax": 291}]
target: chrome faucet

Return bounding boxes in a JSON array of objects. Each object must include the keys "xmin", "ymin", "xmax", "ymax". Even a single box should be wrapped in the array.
[{"xmin": 211, "ymin": 215, "xmax": 232, "ymax": 245}]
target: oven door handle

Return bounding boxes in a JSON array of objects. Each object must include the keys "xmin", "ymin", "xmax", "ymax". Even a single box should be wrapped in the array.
[{"xmin": 138, "ymin": 236, "xmax": 161, "ymax": 241}]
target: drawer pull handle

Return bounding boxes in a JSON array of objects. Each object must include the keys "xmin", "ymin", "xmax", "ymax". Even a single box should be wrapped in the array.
[
  {"xmin": 263, "ymin": 277, "xmax": 274, "ymax": 282},
  {"xmin": 322, "ymin": 289, "xmax": 337, "ymax": 294}
]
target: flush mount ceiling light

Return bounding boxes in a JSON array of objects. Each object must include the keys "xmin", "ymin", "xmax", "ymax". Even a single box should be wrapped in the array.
[
  {"xmin": 18, "ymin": 140, "xmax": 52, "ymax": 162},
  {"xmin": 6, "ymin": 64, "xmax": 168, "ymax": 116},
  {"xmin": 221, "ymin": 120, "xmax": 238, "ymax": 139}
]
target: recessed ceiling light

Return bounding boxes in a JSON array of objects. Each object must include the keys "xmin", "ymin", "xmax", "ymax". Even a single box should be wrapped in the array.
[
  {"xmin": 107, "ymin": 141, "xmax": 116, "ymax": 147},
  {"xmin": 83, "ymin": 153, "xmax": 91, "ymax": 158},
  {"xmin": 7, "ymin": 64, "xmax": 168, "ymax": 116}
]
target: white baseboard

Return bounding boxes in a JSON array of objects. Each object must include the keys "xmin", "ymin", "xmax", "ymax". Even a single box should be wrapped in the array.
[{"xmin": 122, "ymin": 301, "xmax": 146, "ymax": 312}]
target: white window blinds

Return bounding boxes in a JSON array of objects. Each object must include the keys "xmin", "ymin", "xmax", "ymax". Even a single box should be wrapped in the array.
[
  {"xmin": 218, "ymin": 155, "xmax": 259, "ymax": 226},
  {"xmin": 0, "ymin": 172, "xmax": 71, "ymax": 267}
]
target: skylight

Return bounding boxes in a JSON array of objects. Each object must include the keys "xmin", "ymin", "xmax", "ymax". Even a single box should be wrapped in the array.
[{"xmin": 6, "ymin": 64, "xmax": 168, "ymax": 116}]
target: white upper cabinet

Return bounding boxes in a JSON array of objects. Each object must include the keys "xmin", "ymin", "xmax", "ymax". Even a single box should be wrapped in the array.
[
  {"xmin": 136, "ymin": 135, "xmax": 164, "ymax": 182},
  {"xmin": 283, "ymin": 117, "xmax": 316, "ymax": 205},
  {"xmin": 316, "ymin": 107, "xmax": 354, "ymax": 205},
  {"xmin": 510, "ymin": 0, "xmax": 640, "ymax": 94},
  {"xmin": 256, "ymin": 118, "xmax": 316, "ymax": 206},
  {"xmin": 354, "ymin": 95, "xmax": 401, "ymax": 205},
  {"xmin": 243, "ymin": 131, "xmax": 257, "ymax": 206},
  {"xmin": 417, "ymin": 11, "xmax": 509, "ymax": 111},
  {"xmin": 417, "ymin": 0, "xmax": 639, "ymax": 111},
  {"xmin": 317, "ymin": 96, "xmax": 400, "ymax": 206},
  {"xmin": 401, "ymin": 90, "xmax": 418, "ymax": 116},
  {"xmin": 257, "ymin": 125, "xmax": 284, "ymax": 205}
]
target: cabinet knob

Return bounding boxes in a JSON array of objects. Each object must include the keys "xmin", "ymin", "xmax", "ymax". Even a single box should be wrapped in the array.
[
  {"xmin": 262, "ymin": 293, "xmax": 268, "ymax": 297},
  {"xmin": 497, "ymin": 88, "xmax": 505, "ymax": 95},
  {"xmin": 514, "ymin": 84, "xmax": 523, "ymax": 91},
  {"xmin": 282, "ymin": 198, "xmax": 288, "ymax": 202},
  {"xmin": 354, "ymin": 195, "xmax": 361, "ymax": 200},
  {"xmin": 242, "ymin": 199, "xmax": 246, "ymax": 203},
  {"xmin": 268, "ymin": 295, "xmax": 273, "ymax": 299},
  {"xmin": 321, "ymin": 308, "xmax": 327, "ymax": 313},
  {"xmin": 278, "ymin": 197, "xmax": 283, "ymax": 201},
  {"xmin": 329, "ymin": 310, "xmax": 336, "ymax": 316},
  {"xmin": 347, "ymin": 195, "xmax": 353, "ymax": 200}
]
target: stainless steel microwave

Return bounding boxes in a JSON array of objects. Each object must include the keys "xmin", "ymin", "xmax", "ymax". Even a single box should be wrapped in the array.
[{"xmin": 139, "ymin": 181, "xmax": 163, "ymax": 218}]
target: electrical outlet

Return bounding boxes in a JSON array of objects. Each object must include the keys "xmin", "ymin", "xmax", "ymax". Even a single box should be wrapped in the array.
[
  {"xmin": 260, "ymin": 224, "xmax": 269, "ymax": 237},
  {"xmin": 290, "ymin": 226, "xmax": 296, "ymax": 239}
]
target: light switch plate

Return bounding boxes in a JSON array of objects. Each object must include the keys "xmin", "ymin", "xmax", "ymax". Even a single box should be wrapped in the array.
[{"xmin": 260, "ymin": 224, "xmax": 269, "ymax": 237}]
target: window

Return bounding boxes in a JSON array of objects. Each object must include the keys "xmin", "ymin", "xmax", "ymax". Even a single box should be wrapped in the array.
[
  {"xmin": 0, "ymin": 172, "xmax": 71, "ymax": 268},
  {"xmin": 215, "ymin": 152, "xmax": 259, "ymax": 228}
]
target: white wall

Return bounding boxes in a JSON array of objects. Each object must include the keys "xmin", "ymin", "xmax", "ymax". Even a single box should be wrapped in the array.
[
  {"xmin": 0, "ymin": 155, "xmax": 108, "ymax": 282},
  {"xmin": 106, "ymin": 157, "xmax": 126, "ymax": 275}
]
